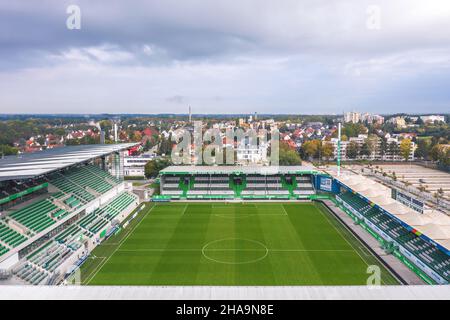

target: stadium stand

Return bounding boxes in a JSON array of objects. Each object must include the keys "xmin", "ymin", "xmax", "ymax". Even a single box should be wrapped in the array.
[
  {"xmin": 13, "ymin": 262, "xmax": 49, "ymax": 285},
  {"xmin": 159, "ymin": 166, "xmax": 318, "ymax": 199},
  {"xmin": 0, "ymin": 244, "xmax": 9, "ymax": 256},
  {"xmin": 0, "ymin": 179, "xmax": 48, "ymax": 211},
  {"xmin": 0, "ymin": 179, "xmax": 46, "ymax": 198},
  {"xmin": 337, "ymin": 191, "xmax": 450, "ymax": 282},
  {"xmin": 0, "ymin": 144, "xmax": 140, "ymax": 285},
  {"xmin": 49, "ymin": 172, "xmax": 96, "ymax": 203},
  {"xmin": 7, "ymin": 190, "xmax": 138, "ymax": 285},
  {"xmin": 9, "ymin": 198, "xmax": 57, "ymax": 233},
  {"xmin": 0, "ymin": 222, "xmax": 28, "ymax": 247}
]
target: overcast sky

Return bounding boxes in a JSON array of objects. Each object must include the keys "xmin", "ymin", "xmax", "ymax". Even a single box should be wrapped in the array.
[{"xmin": 1, "ymin": 0, "xmax": 450, "ymax": 114}]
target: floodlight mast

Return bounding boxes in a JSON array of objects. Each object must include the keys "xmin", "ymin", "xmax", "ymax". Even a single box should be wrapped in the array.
[{"xmin": 337, "ymin": 123, "xmax": 341, "ymax": 177}]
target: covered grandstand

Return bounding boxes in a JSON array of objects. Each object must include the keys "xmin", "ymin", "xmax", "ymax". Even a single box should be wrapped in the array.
[
  {"xmin": 158, "ymin": 166, "xmax": 321, "ymax": 200},
  {"xmin": 0, "ymin": 144, "xmax": 140, "ymax": 285},
  {"xmin": 332, "ymin": 172, "xmax": 450, "ymax": 284}
]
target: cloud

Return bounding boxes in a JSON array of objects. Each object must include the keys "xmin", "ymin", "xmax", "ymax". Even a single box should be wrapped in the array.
[
  {"xmin": 51, "ymin": 44, "xmax": 134, "ymax": 64},
  {"xmin": 166, "ymin": 95, "xmax": 188, "ymax": 105},
  {"xmin": 0, "ymin": 0, "xmax": 450, "ymax": 114}
]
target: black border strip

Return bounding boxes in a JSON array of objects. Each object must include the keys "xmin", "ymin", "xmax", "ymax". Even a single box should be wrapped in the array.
[{"xmin": 315, "ymin": 199, "xmax": 408, "ymax": 285}]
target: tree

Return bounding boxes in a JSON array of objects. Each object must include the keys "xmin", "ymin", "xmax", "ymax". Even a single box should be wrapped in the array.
[
  {"xmin": 430, "ymin": 144, "xmax": 441, "ymax": 162},
  {"xmin": 320, "ymin": 142, "xmax": 334, "ymax": 160},
  {"xmin": 415, "ymin": 139, "xmax": 431, "ymax": 160},
  {"xmin": 430, "ymin": 145, "xmax": 450, "ymax": 167},
  {"xmin": 157, "ymin": 134, "xmax": 174, "ymax": 156},
  {"xmin": 433, "ymin": 188, "xmax": 444, "ymax": 210},
  {"xmin": 366, "ymin": 134, "xmax": 379, "ymax": 159},
  {"xmin": 359, "ymin": 142, "xmax": 371, "ymax": 158},
  {"xmin": 399, "ymin": 139, "xmax": 412, "ymax": 161},
  {"xmin": 388, "ymin": 141, "xmax": 399, "ymax": 160},
  {"xmin": 144, "ymin": 158, "xmax": 171, "ymax": 178},
  {"xmin": 346, "ymin": 141, "xmax": 359, "ymax": 159},
  {"xmin": 379, "ymin": 137, "xmax": 388, "ymax": 160},
  {"xmin": 392, "ymin": 171, "xmax": 397, "ymax": 181},
  {"xmin": 132, "ymin": 131, "xmax": 142, "ymax": 142},
  {"xmin": 343, "ymin": 123, "xmax": 367, "ymax": 138},
  {"xmin": 143, "ymin": 139, "xmax": 152, "ymax": 151},
  {"xmin": 301, "ymin": 140, "xmax": 320, "ymax": 159},
  {"xmin": 0, "ymin": 144, "xmax": 19, "ymax": 156},
  {"xmin": 279, "ymin": 142, "xmax": 302, "ymax": 165}
]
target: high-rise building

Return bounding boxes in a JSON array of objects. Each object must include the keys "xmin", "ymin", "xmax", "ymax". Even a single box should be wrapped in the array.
[
  {"xmin": 344, "ymin": 111, "xmax": 361, "ymax": 123},
  {"xmin": 420, "ymin": 115, "xmax": 445, "ymax": 123}
]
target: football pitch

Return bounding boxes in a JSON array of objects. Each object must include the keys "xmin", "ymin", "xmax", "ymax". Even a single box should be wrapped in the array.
[{"xmin": 81, "ymin": 202, "xmax": 399, "ymax": 285}]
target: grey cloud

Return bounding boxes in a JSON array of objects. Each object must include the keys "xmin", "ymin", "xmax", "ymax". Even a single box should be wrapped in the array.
[
  {"xmin": 166, "ymin": 95, "xmax": 188, "ymax": 104},
  {"xmin": 0, "ymin": 0, "xmax": 450, "ymax": 114}
]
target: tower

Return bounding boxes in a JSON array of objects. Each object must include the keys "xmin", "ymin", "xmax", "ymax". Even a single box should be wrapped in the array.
[
  {"xmin": 114, "ymin": 123, "xmax": 118, "ymax": 143},
  {"xmin": 337, "ymin": 123, "xmax": 341, "ymax": 177},
  {"xmin": 189, "ymin": 105, "xmax": 192, "ymax": 123}
]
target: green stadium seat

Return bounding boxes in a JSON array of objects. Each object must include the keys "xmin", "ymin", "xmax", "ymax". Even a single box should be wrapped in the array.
[
  {"xmin": 338, "ymin": 191, "xmax": 450, "ymax": 282},
  {"xmin": 9, "ymin": 199, "xmax": 57, "ymax": 233},
  {"xmin": 0, "ymin": 222, "xmax": 28, "ymax": 248}
]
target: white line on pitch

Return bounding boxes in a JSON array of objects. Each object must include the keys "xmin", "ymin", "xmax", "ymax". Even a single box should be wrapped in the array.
[
  {"xmin": 116, "ymin": 248, "xmax": 355, "ymax": 253},
  {"xmin": 85, "ymin": 205, "xmax": 156, "ymax": 284}
]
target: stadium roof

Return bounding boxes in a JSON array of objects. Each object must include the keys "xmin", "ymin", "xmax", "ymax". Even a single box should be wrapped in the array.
[
  {"xmin": 332, "ymin": 172, "xmax": 450, "ymax": 252},
  {"xmin": 160, "ymin": 165, "xmax": 321, "ymax": 175},
  {"xmin": 0, "ymin": 143, "xmax": 138, "ymax": 181}
]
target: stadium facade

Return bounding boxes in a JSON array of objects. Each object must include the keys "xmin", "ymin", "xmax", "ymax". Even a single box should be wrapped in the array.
[{"xmin": 0, "ymin": 144, "xmax": 140, "ymax": 285}]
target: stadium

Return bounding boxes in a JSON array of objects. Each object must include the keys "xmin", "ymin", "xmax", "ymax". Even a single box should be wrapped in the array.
[{"xmin": 0, "ymin": 147, "xmax": 449, "ymax": 290}]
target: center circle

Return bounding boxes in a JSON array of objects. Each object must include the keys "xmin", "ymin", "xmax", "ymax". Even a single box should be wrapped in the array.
[{"xmin": 202, "ymin": 238, "xmax": 268, "ymax": 265}]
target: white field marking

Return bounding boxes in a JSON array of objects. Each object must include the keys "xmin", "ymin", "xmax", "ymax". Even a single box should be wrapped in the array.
[
  {"xmin": 85, "ymin": 205, "xmax": 156, "ymax": 285},
  {"xmin": 316, "ymin": 206, "xmax": 386, "ymax": 285},
  {"xmin": 212, "ymin": 213, "xmax": 286, "ymax": 216},
  {"xmin": 280, "ymin": 204, "xmax": 289, "ymax": 216},
  {"xmin": 213, "ymin": 212, "xmax": 287, "ymax": 219},
  {"xmin": 201, "ymin": 238, "xmax": 269, "ymax": 265},
  {"xmin": 99, "ymin": 205, "xmax": 158, "ymax": 245},
  {"xmin": 82, "ymin": 257, "xmax": 106, "ymax": 285},
  {"xmin": 359, "ymin": 246, "xmax": 372, "ymax": 257},
  {"xmin": 181, "ymin": 203, "xmax": 188, "ymax": 215},
  {"xmin": 116, "ymin": 248, "xmax": 355, "ymax": 253}
]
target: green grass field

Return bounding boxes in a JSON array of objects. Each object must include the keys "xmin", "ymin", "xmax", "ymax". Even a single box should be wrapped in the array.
[{"xmin": 81, "ymin": 202, "xmax": 399, "ymax": 285}]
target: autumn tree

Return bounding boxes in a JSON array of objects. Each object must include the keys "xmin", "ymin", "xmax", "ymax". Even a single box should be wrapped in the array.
[
  {"xmin": 320, "ymin": 142, "xmax": 334, "ymax": 160},
  {"xmin": 301, "ymin": 140, "xmax": 321, "ymax": 159},
  {"xmin": 400, "ymin": 138, "xmax": 412, "ymax": 161}
]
